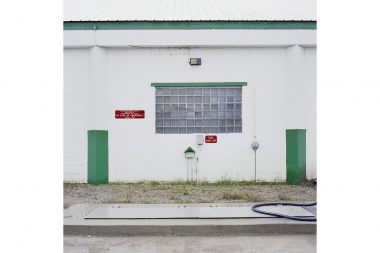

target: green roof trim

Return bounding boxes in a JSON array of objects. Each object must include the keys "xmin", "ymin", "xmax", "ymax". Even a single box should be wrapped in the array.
[
  {"xmin": 184, "ymin": 147, "xmax": 196, "ymax": 153},
  {"xmin": 64, "ymin": 21, "xmax": 316, "ymax": 30},
  {"xmin": 151, "ymin": 82, "xmax": 247, "ymax": 87}
]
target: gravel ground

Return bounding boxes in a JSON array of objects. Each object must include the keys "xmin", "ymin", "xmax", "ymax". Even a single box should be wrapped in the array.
[{"xmin": 64, "ymin": 181, "xmax": 316, "ymax": 208}]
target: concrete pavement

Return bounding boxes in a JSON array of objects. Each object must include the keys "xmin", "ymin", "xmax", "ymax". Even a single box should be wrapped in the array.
[
  {"xmin": 64, "ymin": 203, "xmax": 316, "ymax": 236},
  {"xmin": 64, "ymin": 234, "xmax": 316, "ymax": 253}
]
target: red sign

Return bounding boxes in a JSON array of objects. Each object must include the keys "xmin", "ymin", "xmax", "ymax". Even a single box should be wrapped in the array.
[
  {"xmin": 115, "ymin": 110, "xmax": 145, "ymax": 119},
  {"xmin": 205, "ymin": 135, "xmax": 217, "ymax": 143}
]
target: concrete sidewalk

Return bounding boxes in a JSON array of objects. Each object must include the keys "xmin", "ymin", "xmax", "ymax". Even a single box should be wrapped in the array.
[{"xmin": 64, "ymin": 203, "xmax": 316, "ymax": 236}]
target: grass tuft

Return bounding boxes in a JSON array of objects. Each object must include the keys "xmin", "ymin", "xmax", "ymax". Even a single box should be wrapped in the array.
[
  {"xmin": 64, "ymin": 182, "xmax": 86, "ymax": 188},
  {"xmin": 221, "ymin": 192, "xmax": 265, "ymax": 202},
  {"xmin": 278, "ymin": 194, "xmax": 298, "ymax": 201},
  {"xmin": 174, "ymin": 199, "xmax": 186, "ymax": 204},
  {"xmin": 102, "ymin": 197, "xmax": 131, "ymax": 204},
  {"xmin": 221, "ymin": 192, "xmax": 243, "ymax": 200}
]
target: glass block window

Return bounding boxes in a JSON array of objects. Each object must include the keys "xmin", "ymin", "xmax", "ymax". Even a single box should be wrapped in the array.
[{"xmin": 155, "ymin": 87, "xmax": 242, "ymax": 134}]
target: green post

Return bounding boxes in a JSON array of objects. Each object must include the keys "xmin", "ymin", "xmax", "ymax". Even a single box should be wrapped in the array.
[
  {"xmin": 88, "ymin": 130, "xmax": 108, "ymax": 184},
  {"xmin": 286, "ymin": 129, "xmax": 306, "ymax": 185}
]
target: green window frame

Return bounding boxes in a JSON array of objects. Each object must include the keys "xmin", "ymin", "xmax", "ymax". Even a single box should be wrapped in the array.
[{"xmin": 154, "ymin": 82, "xmax": 246, "ymax": 134}]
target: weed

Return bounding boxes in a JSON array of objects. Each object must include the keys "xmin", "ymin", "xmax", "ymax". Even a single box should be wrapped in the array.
[
  {"xmin": 156, "ymin": 185, "xmax": 171, "ymax": 190},
  {"xmin": 174, "ymin": 199, "xmax": 186, "ymax": 204},
  {"xmin": 64, "ymin": 180, "xmax": 315, "ymax": 205},
  {"xmin": 169, "ymin": 194, "xmax": 178, "ymax": 200},
  {"xmin": 65, "ymin": 180, "xmax": 288, "ymax": 188},
  {"xmin": 278, "ymin": 194, "xmax": 293, "ymax": 201},
  {"xmin": 196, "ymin": 180, "xmax": 210, "ymax": 186},
  {"xmin": 253, "ymin": 180, "xmax": 287, "ymax": 186},
  {"xmin": 215, "ymin": 176, "xmax": 233, "ymax": 186},
  {"xmin": 63, "ymin": 182, "xmax": 85, "ymax": 188},
  {"xmin": 220, "ymin": 192, "xmax": 265, "ymax": 202},
  {"xmin": 150, "ymin": 181, "xmax": 161, "ymax": 186},
  {"xmin": 221, "ymin": 192, "xmax": 244, "ymax": 200},
  {"xmin": 242, "ymin": 194, "xmax": 265, "ymax": 202},
  {"xmin": 108, "ymin": 181, "xmax": 127, "ymax": 185},
  {"xmin": 102, "ymin": 197, "xmax": 131, "ymax": 204},
  {"xmin": 211, "ymin": 179, "xmax": 287, "ymax": 187}
]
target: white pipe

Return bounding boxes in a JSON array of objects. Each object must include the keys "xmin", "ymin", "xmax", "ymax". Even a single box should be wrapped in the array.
[
  {"xmin": 196, "ymin": 145, "xmax": 202, "ymax": 183},
  {"xmin": 190, "ymin": 159, "xmax": 193, "ymax": 181},
  {"xmin": 186, "ymin": 159, "xmax": 189, "ymax": 182},
  {"xmin": 253, "ymin": 87, "xmax": 257, "ymax": 140},
  {"xmin": 253, "ymin": 87, "xmax": 257, "ymax": 181}
]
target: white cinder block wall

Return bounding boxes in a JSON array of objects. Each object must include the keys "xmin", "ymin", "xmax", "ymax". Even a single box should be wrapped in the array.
[{"xmin": 64, "ymin": 30, "xmax": 316, "ymax": 182}]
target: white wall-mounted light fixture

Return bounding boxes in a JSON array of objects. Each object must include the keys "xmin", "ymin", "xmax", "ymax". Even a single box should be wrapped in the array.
[
  {"xmin": 189, "ymin": 58, "xmax": 201, "ymax": 65},
  {"xmin": 196, "ymin": 135, "xmax": 204, "ymax": 146}
]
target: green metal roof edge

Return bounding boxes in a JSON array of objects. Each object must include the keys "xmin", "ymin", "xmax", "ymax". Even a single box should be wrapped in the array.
[
  {"xmin": 151, "ymin": 82, "xmax": 248, "ymax": 87},
  {"xmin": 184, "ymin": 147, "xmax": 196, "ymax": 153},
  {"xmin": 64, "ymin": 21, "xmax": 316, "ymax": 30}
]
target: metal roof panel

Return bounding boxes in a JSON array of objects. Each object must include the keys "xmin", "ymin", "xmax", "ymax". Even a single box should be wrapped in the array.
[{"xmin": 64, "ymin": 0, "xmax": 316, "ymax": 22}]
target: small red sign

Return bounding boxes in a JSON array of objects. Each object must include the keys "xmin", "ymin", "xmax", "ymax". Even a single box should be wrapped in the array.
[
  {"xmin": 205, "ymin": 135, "xmax": 217, "ymax": 143},
  {"xmin": 115, "ymin": 110, "xmax": 145, "ymax": 119}
]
